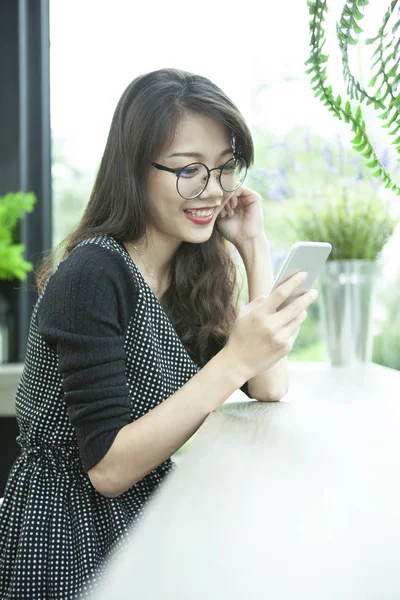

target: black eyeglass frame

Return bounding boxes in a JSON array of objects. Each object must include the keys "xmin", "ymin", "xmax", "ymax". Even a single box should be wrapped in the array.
[{"xmin": 151, "ymin": 156, "xmax": 248, "ymax": 200}]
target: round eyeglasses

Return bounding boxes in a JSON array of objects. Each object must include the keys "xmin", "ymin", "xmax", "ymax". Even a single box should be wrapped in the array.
[{"xmin": 151, "ymin": 156, "xmax": 248, "ymax": 200}]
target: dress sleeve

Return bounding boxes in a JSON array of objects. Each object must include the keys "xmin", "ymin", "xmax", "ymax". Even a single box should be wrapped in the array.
[
  {"xmin": 240, "ymin": 381, "xmax": 252, "ymax": 398},
  {"xmin": 37, "ymin": 244, "xmax": 139, "ymax": 472}
]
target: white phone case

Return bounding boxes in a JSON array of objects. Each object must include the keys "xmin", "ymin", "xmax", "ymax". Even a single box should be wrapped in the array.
[{"xmin": 270, "ymin": 241, "xmax": 332, "ymax": 310}]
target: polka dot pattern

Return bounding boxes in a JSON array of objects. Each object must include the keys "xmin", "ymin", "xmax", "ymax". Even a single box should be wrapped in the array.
[{"xmin": 0, "ymin": 235, "xmax": 200, "ymax": 599}]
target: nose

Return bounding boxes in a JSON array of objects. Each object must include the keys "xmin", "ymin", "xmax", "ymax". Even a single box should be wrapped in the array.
[{"xmin": 200, "ymin": 171, "xmax": 223, "ymax": 199}]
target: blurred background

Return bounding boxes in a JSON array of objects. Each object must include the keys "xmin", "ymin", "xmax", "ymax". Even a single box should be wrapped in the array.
[
  {"xmin": 0, "ymin": 0, "xmax": 399, "ymax": 493},
  {"xmin": 50, "ymin": 0, "xmax": 400, "ymax": 369}
]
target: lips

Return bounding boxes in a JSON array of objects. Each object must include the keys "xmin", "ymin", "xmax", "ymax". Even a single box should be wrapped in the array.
[
  {"xmin": 183, "ymin": 210, "xmax": 215, "ymax": 225},
  {"xmin": 184, "ymin": 209, "xmax": 214, "ymax": 218}
]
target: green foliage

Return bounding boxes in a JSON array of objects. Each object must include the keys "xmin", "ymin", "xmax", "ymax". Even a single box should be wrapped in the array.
[
  {"xmin": 247, "ymin": 125, "xmax": 400, "ymax": 256},
  {"xmin": 372, "ymin": 314, "xmax": 400, "ymax": 369},
  {"xmin": 372, "ymin": 272, "xmax": 400, "ymax": 369},
  {"xmin": 306, "ymin": 0, "xmax": 400, "ymax": 195},
  {"xmin": 283, "ymin": 182, "xmax": 398, "ymax": 260},
  {"xmin": 0, "ymin": 191, "xmax": 37, "ymax": 280},
  {"xmin": 290, "ymin": 341, "xmax": 326, "ymax": 361}
]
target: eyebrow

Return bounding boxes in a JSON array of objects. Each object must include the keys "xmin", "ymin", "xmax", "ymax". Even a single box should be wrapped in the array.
[{"xmin": 168, "ymin": 148, "xmax": 233, "ymax": 159}]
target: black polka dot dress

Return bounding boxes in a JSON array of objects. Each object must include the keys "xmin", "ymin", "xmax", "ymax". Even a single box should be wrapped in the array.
[{"xmin": 0, "ymin": 235, "xmax": 202, "ymax": 599}]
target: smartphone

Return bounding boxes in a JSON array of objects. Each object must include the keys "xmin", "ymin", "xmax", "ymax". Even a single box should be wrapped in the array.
[{"xmin": 270, "ymin": 241, "xmax": 332, "ymax": 310}]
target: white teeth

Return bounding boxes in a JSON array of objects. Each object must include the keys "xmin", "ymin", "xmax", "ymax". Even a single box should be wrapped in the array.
[{"xmin": 184, "ymin": 209, "xmax": 215, "ymax": 218}]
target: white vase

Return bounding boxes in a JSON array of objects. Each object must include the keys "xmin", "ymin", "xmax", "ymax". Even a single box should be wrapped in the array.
[
  {"xmin": 318, "ymin": 259, "xmax": 379, "ymax": 366},
  {"xmin": 0, "ymin": 293, "xmax": 10, "ymax": 364}
]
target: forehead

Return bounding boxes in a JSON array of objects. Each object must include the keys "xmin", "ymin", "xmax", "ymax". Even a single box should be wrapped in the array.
[{"xmin": 166, "ymin": 112, "xmax": 232, "ymax": 159}]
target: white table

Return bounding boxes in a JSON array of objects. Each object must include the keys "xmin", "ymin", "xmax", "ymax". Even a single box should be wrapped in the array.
[
  {"xmin": 2, "ymin": 362, "xmax": 400, "ymax": 599},
  {"xmin": 92, "ymin": 361, "xmax": 400, "ymax": 600},
  {"xmin": 0, "ymin": 363, "xmax": 23, "ymax": 416}
]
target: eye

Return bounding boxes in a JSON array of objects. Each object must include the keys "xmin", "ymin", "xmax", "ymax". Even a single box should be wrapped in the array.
[
  {"xmin": 180, "ymin": 166, "xmax": 199, "ymax": 178},
  {"xmin": 220, "ymin": 158, "xmax": 236, "ymax": 172}
]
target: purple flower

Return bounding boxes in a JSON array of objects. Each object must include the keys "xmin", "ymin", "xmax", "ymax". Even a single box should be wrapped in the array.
[
  {"xmin": 278, "ymin": 166, "xmax": 288, "ymax": 180},
  {"xmin": 336, "ymin": 135, "xmax": 345, "ymax": 171},
  {"xmin": 267, "ymin": 187, "xmax": 286, "ymax": 203},
  {"xmin": 380, "ymin": 147, "xmax": 390, "ymax": 169},
  {"xmin": 322, "ymin": 144, "xmax": 334, "ymax": 169},
  {"xmin": 304, "ymin": 132, "xmax": 313, "ymax": 152}
]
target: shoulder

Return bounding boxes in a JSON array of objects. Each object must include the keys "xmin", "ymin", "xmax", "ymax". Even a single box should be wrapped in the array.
[
  {"xmin": 58, "ymin": 239, "xmax": 131, "ymax": 279},
  {"xmin": 48, "ymin": 238, "xmax": 136, "ymax": 292},
  {"xmin": 38, "ymin": 238, "xmax": 138, "ymax": 332}
]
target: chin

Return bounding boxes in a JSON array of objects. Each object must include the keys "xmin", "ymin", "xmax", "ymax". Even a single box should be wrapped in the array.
[{"xmin": 183, "ymin": 228, "xmax": 214, "ymax": 244}]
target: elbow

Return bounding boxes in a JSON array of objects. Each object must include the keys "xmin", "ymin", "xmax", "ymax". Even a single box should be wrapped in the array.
[
  {"xmin": 88, "ymin": 464, "xmax": 134, "ymax": 499},
  {"xmin": 257, "ymin": 393, "xmax": 283, "ymax": 403},
  {"xmin": 250, "ymin": 382, "xmax": 289, "ymax": 403}
]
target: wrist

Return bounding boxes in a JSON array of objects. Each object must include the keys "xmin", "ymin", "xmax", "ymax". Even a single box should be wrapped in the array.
[
  {"xmin": 217, "ymin": 344, "xmax": 253, "ymax": 389},
  {"xmin": 236, "ymin": 235, "xmax": 270, "ymax": 267}
]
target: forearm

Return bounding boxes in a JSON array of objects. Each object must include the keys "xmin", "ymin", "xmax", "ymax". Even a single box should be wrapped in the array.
[
  {"xmin": 88, "ymin": 348, "xmax": 246, "ymax": 498},
  {"xmin": 237, "ymin": 236, "xmax": 289, "ymax": 402}
]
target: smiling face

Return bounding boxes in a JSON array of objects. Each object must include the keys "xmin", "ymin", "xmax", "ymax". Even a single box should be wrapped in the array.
[{"xmin": 144, "ymin": 112, "xmax": 235, "ymax": 248}]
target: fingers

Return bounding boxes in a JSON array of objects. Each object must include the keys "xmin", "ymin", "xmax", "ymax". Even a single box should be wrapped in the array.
[
  {"xmin": 276, "ymin": 289, "xmax": 318, "ymax": 328},
  {"xmin": 268, "ymin": 271, "xmax": 308, "ymax": 313},
  {"xmin": 283, "ymin": 309, "xmax": 308, "ymax": 335},
  {"xmin": 273, "ymin": 309, "xmax": 308, "ymax": 357}
]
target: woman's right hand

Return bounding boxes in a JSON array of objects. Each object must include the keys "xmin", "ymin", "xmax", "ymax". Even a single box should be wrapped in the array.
[{"xmin": 223, "ymin": 271, "xmax": 318, "ymax": 381}]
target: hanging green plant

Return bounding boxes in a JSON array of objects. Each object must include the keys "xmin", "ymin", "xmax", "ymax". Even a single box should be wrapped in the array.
[{"xmin": 305, "ymin": 0, "xmax": 400, "ymax": 195}]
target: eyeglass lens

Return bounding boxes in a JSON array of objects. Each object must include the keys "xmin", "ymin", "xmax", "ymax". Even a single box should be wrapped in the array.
[{"xmin": 177, "ymin": 157, "xmax": 247, "ymax": 200}]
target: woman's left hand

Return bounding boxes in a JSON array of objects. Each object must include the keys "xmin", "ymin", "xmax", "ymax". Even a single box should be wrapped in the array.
[{"xmin": 216, "ymin": 185, "xmax": 265, "ymax": 248}]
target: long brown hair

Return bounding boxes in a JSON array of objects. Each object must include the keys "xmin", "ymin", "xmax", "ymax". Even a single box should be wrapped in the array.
[{"xmin": 36, "ymin": 68, "xmax": 254, "ymax": 366}]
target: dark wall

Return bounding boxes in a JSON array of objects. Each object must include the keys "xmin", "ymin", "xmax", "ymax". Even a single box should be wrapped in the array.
[
  {"xmin": 0, "ymin": 0, "xmax": 52, "ymax": 363},
  {"xmin": 0, "ymin": 419, "xmax": 20, "ymax": 496},
  {"xmin": 0, "ymin": 0, "xmax": 51, "ymax": 493}
]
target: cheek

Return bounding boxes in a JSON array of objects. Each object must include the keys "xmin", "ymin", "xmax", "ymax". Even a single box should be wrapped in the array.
[
  {"xmin": 147, "ymin": 188, "xmax": 183, "ymax": 228},
  {"xmin": 146, "ymin": 175, "xmax": 181, "ymax": 216}
]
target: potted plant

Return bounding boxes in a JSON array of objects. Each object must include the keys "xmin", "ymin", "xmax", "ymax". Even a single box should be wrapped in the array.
[
  {"xmin": 299, "ymin": 0, "xmax": 400, "ymax": 365},
  {"xmin": 284, "ymin": 181, "xmax": 399, "ymax": 365},
  {"xmin": 0, "ymin": 191, "xmax": 36, "ymax": 363}
]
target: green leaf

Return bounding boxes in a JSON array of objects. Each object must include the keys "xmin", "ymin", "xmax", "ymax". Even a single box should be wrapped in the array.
[
  {"xmin": 368, "ymin": 73, "xmax": 380, "ymax": 88},
  {"xmin": 361, "ymin": 146, "xmax": 372, "ymax": 158},
  {"xmin": 354, "ymin": 4, "xmax": 364, "ymax": 19},
  {"xmin": 379, "ymin": 109, "xmax": 392, "ymax": 120},
  {"xmin": 366, "ymin": 159, "xmax": 378, "ymax": 168},
  {"xmin": 351, "ymin": 130, "xmax": 363, "ymax": 144},
  {"xmin": 372, "ymin": 168, "xmax": 382, "ymax": 177},
  {"xmin": 389, "ymin": 95, "xmax": 400, "ymax": 108},
  {"xmin": 388, "ymin": 125, "xmax": 400, "ymax": 136},
  {"xmin": 353, "ymin": 138, "xmax": 369, "ymax": 151},
  {"xmin": 343, "ymin": 5, "xmax": 352, "ymax": 17},
  {"xmin": 382, "ymin": 110, "xmax": 398, "ymax": 128}
]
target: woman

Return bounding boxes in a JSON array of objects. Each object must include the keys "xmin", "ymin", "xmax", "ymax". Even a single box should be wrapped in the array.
[{"xmin": 0, "ymin": 68, "xmax": 317, "ymax": 599}]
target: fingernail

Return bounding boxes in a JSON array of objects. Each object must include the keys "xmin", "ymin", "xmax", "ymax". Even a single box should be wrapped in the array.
[
  {"xmin": 299, "ymin": 271, "xmax": 308, "ymax": 281},
  {"xmin": 310, "ymin": 289, "xmax": 318, "ymax": 299}
]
